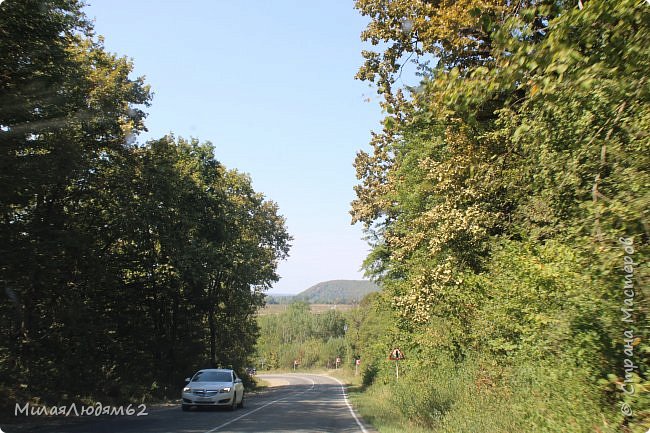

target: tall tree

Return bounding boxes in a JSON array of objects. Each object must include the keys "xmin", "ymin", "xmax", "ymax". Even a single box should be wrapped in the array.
[
  {"xmin": 0, "ymin": 1, "xmax": 290, "ymax": 408},
  {"xmin": 0, "ymin": 0, "xmax": 151, "ymax": 403},
  {"xmin": 351, "ymin": 0, "xmax": 648, "ymax": 430}
]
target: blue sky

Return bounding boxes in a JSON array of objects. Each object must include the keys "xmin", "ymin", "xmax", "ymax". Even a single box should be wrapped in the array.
[{"xmin": 84, "ymin": 0, "xmax": 384, "ymax": 294}]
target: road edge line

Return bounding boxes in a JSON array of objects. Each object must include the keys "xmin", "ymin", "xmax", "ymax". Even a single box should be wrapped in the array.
[{"xmin": 329, "ymin": 376, "xmax": 369, "ymax": 433}]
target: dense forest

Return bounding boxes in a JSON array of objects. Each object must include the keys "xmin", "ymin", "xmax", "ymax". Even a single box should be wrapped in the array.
[
  {"xmin": 254, "ymin": 296, "xmax": 388, "ymax": 373},
  {"xmin": 0, "ymin": 0, "xmax": 290, "ymax": 411},
  {"xmin": 255, "ymin": 302, "xmax": 348, "ymax": 370},
  {"xmin": 349, "ymin": 0, "xmax": 648, "ymax": 432}
]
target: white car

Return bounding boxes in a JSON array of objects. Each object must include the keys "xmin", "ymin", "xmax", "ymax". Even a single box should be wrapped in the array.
[{"xmin": 181, "ymin": 368, "xmax": 245, "ymax": 411}]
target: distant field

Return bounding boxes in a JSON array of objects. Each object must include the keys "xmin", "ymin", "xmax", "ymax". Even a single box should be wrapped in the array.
[{"xmin": 258, "ymin": 303, "xmax": 354, "ymax": 316}]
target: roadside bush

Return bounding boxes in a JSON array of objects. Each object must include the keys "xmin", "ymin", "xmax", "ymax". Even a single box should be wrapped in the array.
[
  {"xmin": 355, "ymin": 351, "xmax": 619, "ymax": 433},
  {"xmin": 388, "ymin": 363, "xmax": 454, "ymax": 428},
  {"xmin": 362, "ymin": 361, "xmax": 379, "ymax": 387}
]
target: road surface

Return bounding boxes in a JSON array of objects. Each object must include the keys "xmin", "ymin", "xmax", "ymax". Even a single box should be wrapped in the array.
[{"xmin": 3, "ymin": 373, "xmax": 373, "ymax": 433}]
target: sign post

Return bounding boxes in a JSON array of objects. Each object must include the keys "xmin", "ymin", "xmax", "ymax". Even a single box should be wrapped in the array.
[
  {"xmin": 335, "ymin": 357, "xmax": 341, "ymax": 370},
  {"xmin": 355, "ymin": 358, "xmax": 361, "ymax": 376},
  {"xmin": 389, "ymin": 348, "xmax": 405, "ymax": 381}
]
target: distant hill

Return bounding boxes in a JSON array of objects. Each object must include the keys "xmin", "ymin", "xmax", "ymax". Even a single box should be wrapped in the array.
[{"xmin": 293, "ymin": 280, "xmax": 380, "ymax": 304}]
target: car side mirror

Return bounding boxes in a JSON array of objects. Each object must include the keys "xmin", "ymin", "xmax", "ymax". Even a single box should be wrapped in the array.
[
  {"xmin": 184, "ymin": 377, "xmax": 191, "ymax": 383},
  {"xmin": 235, "ymin": 378, "xmax": 242, "ymax": 384}
]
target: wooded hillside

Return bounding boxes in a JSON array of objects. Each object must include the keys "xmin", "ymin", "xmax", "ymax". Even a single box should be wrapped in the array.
[
  {"xmin": 293, "ymin": 280, "xmax": 380, "ymax": 304},
  {"xmin": 350, "ymin": 0, "xmax": 649, "ymax": 431}
]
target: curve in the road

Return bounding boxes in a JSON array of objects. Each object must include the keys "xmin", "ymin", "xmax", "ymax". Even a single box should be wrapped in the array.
[
  {"xmin": 204, "ymin": 375, "xmax": 317, "ymax": 433},
  {"xmin": 202, "ymin": 373, "xmax": 370, "ymax": 433},
  {"xmin": 4, "ymin": 373, "xmax": 372, "ymax": 433}
]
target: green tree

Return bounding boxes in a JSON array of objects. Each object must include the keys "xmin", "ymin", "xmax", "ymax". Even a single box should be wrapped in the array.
[
  {"xmin": 0, "ymin": 0, "xmax": 291, "ymax": 409},
  {"xmin": 351, "ymin": 0, "xmax": 649, "ymax": 431},
  {"xmin": 255, "ymin": 302, "xmax": 349, "ymax": 370},
  {"xmin": 0, "ymin": 0, "xmax": 151, "ymax": 404}
]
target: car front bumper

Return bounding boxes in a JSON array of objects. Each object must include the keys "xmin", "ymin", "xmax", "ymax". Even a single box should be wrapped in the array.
[{"xmin": 182, "ymin": 393, "xmax": 234, "ymax": 406}]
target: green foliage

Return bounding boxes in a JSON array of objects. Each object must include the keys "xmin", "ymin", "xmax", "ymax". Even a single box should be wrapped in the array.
[
  {"xmin": 355, "ymin": 353, "xmax": 610, "ymax": 433},
  {"xmin": 255, "ymin": 301, "xmax": 350, "ymax": 369},
  {"xmin": 0, "ymin": 0, "xmax": 290, "ymax": 410},
  {"xmin": 352, "ymin": 0, "xmax": 649, "ymax": 431}
]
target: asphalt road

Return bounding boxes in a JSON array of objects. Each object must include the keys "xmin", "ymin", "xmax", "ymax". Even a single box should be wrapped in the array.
[{"xmin": 3, "ymin": 373, "xmax": 373, "ymax": 433}]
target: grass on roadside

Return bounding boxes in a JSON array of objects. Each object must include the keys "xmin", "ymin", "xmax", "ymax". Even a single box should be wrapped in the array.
[
  {"xmin": 342, "ymin": 355, "xmax": 619, "ymax": 433},
  {"xmin": 250, "ymin": 376, "xmax": 271, "ymax": 393},
  {"xmin": 348, "ymin": 384, "xmax": 434, "ymax": 433}
]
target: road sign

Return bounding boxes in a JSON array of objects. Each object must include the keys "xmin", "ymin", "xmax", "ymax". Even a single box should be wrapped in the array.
[
  {"xmin": 389, "ymin": 348, "xmax": 404, "ymax": 361},
  {"xmin": 389, "ymin": 348, "xmax": 405, "ymax": 381},
  {"xmin": 355, "ymin": 359, "xmax": 361, "ymax": 366}
]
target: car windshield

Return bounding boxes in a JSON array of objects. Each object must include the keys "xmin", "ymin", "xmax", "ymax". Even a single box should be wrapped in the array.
[{"xmin": 191, "ymin": 371, "xmax": 232, "ymax": 383}]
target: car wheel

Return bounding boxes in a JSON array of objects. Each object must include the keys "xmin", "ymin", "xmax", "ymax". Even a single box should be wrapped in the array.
[
  {"xmin": 237, "ymin": 393, "xmax": 244, "ymax": 409},
  {"xmin": 230, "ymin": 393, "xmax": 237, "ymax": 411},
  {"xmin": 181, "ymin": 404, "xmax": 189, "ymax": 411}
]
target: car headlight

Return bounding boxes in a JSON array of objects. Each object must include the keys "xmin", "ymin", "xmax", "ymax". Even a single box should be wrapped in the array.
[
  {"xmin": 219, "ymin": 387, "xmax": 231, "ymax": 393},
  {"xmin": 183, "ymin": 387, "xmax": 190, "ymax": 392}
]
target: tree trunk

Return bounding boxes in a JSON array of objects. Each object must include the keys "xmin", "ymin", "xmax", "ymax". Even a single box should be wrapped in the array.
[{"xmin": 208, "ymin": 305, "xmax": 217, "ymax": 368}]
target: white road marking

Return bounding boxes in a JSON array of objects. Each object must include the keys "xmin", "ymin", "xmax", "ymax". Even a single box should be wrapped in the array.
[
  {"xmin": 203, "ymin": 375, "xmax": 316, "ymax": 433},
  {"xmin": 329, "ymin": 375, "xmax": 369, "ymax": 433}
]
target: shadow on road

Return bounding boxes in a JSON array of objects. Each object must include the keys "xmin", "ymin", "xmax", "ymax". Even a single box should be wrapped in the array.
[{"xmin": 1, "ymin": 381, "xmax": 368, "ymax": 433}]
